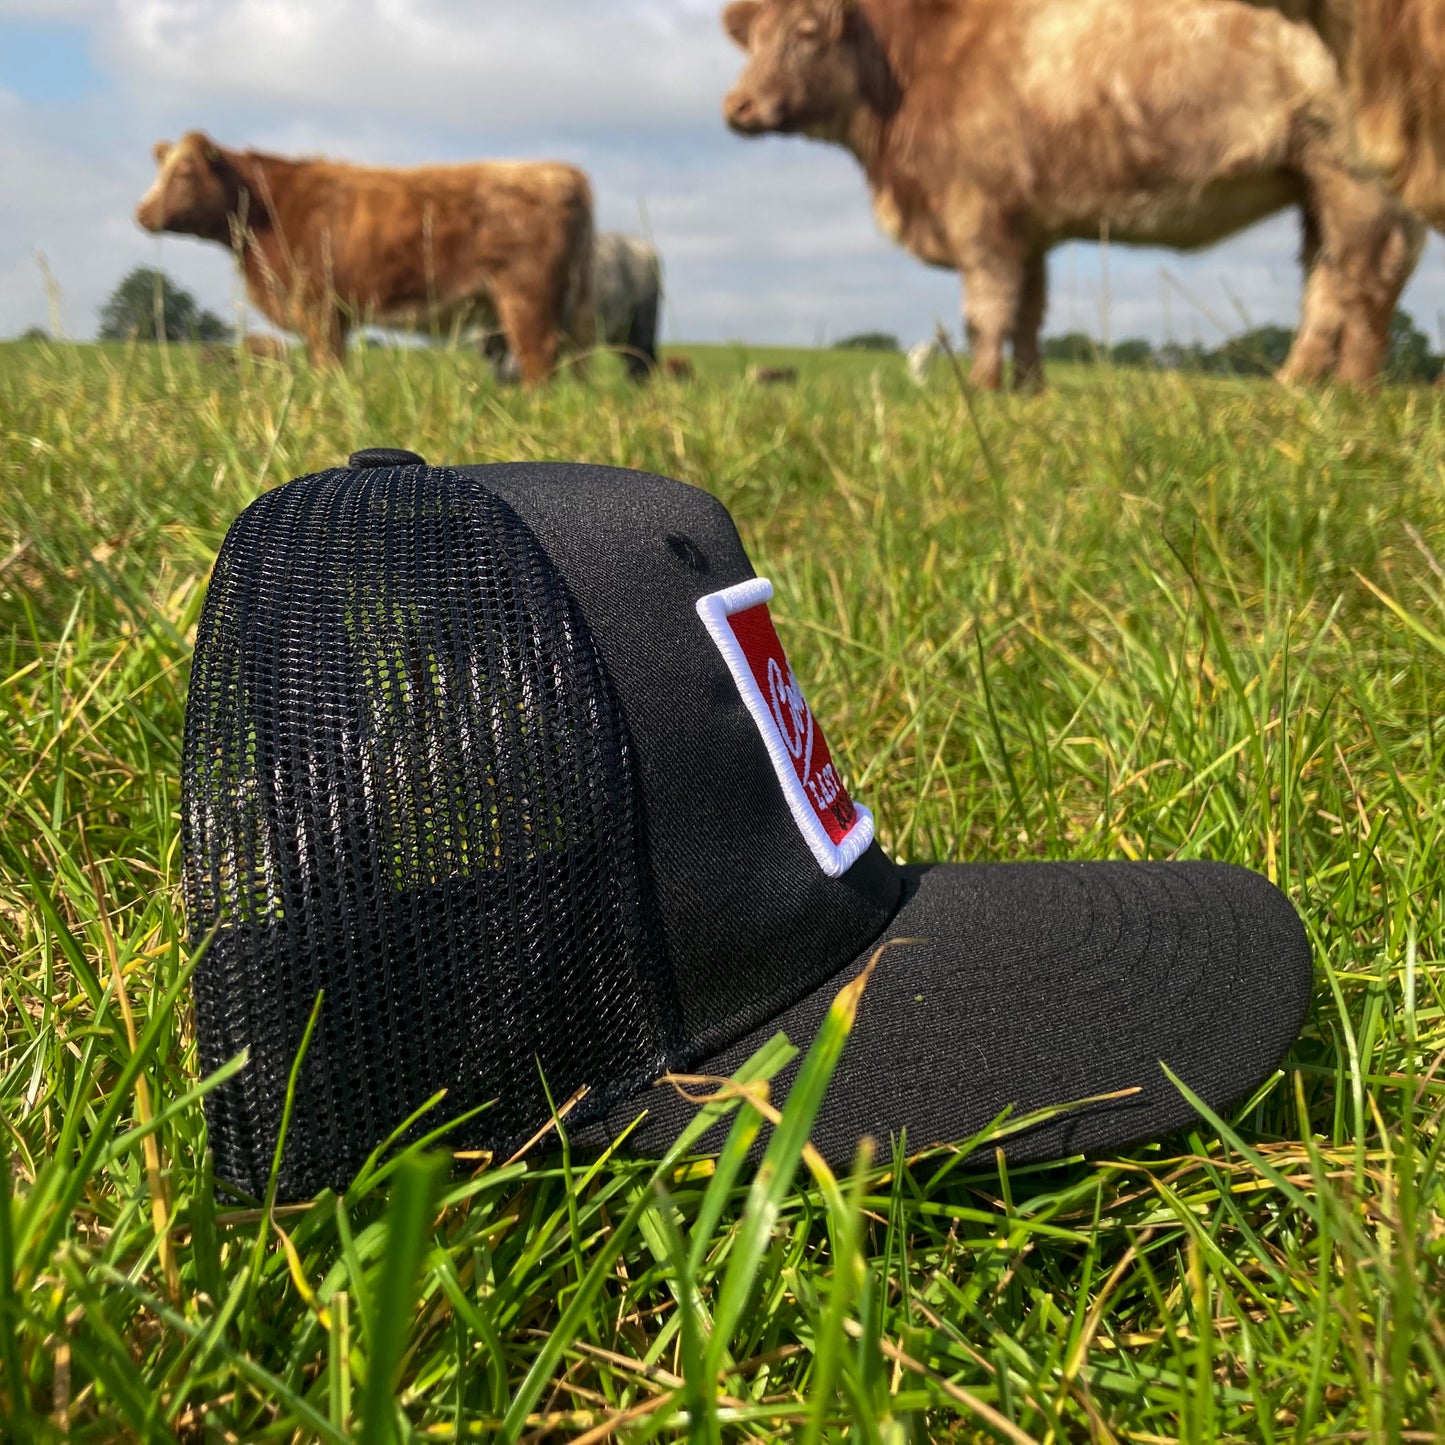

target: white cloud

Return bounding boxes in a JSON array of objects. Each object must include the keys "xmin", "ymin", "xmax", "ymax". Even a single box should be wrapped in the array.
[{"xmin": 95, "ymin": 0, "xmax": 740, "ymax": 131}]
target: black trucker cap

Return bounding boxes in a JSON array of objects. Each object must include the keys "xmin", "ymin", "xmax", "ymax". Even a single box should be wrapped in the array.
[{"xmin": 182, "ymin": 452, "xmax": 1314, "ymax": 1200}]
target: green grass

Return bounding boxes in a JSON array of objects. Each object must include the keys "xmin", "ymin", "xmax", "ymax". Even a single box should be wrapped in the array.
[{"xmin": 2, "ymin": 333, "xmax": 1444, "ymax": 1441}]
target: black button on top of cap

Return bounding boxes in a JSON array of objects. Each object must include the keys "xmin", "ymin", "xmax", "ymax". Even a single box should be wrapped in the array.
[{"xmin": 347, "ymin": 447, "xmax": 428, "ymax": 469}]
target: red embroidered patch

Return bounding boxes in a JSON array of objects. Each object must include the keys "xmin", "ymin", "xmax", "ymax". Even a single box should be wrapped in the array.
[
  {"xmin": 695, "ymin": 577, "xmax": 874, "ymax": 878},
  {"xmin": 724, "ymin": 603, "xmax": 858, "ymax": 844}
]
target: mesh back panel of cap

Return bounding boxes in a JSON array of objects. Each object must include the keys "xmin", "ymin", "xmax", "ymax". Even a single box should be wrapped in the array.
[{"xmin": 182, "ymin": 465, "xmax": 681, "ymax": 1200}]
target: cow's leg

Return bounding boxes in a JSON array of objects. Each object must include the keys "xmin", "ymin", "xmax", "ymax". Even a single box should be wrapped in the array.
[
  {"xmin": 1335, "ymin": 203, "xmax": 1423, "ymax": 384},
  {"xmin": 1280, "ymin": 205, "xmax": 1342, "ymax": 384},
  {"xmin": 1012, "ymin": 254, "xmax": 1048, "ymax": 393},
  {"xmin": 302, "ymin": 307, "xmax": 346, "ymax": 368},
  {"xmin": 624, "ymin": 290, "xmax": 661, "ymax": 383},
  {"xmin": 494, "ymin": 289, "xmax": 560, "ymax": 387},
  {"xmin": 1288, "ymin": 158, "xmax": 1423, "ymax": 385},
  {"xmin": 960, "ymin": 243, "xmax": 1026, "ymax": 391}
]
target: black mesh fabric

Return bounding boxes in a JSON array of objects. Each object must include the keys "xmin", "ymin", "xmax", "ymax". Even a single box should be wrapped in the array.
[{"xmin": 182, "ymin": 465, "xmax": 683, "ymax": 1200}]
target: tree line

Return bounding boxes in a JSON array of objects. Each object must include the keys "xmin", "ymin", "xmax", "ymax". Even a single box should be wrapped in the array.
[
  {"xmin": 14, "ymin": 269, "xmax": 1445, "ymax": 385},
  {"xmin": 1041, "ymin": 313, "xmax": 1443, "ymax": 382},
  {"xmin": 832, "ymin": 316, "xmax": 1441, "ymax": 381}
]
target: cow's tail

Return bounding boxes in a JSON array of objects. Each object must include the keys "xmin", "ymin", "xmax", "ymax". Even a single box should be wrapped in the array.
[
  {"xmin": 1351, "ymin": 0, "xmax": 1445, "ymax": 225},
  {"xmin": 562, "ymin": 175, "xmax": 597, "ymax": 373}
]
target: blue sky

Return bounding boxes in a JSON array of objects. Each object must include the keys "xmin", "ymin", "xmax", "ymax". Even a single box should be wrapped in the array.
[
  {"xmin": 1, "ymin": 20, "xmax": 105, "ymax": 103},
  {"xmin": 4, "ymin": 1, "xmax": 1444, "ymax": 349}
]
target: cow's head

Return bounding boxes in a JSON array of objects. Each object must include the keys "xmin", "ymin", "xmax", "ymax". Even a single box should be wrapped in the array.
[
  {"xmin": 722, "ymin": 0, "xmax": 863, "ymax": 140},
  {"xmin": 135, "ymin": 132, "xmax": 239, "ymax": 242}
]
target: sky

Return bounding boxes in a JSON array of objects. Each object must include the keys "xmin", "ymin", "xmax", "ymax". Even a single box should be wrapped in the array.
[{"xmin": 4, "ymin": 0, "xmax": 1445, "ymax": 350}]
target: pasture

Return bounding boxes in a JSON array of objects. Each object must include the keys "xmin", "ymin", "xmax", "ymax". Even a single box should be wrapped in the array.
[{"xmin": 2, "ymin": 337, "xmax": 1444, "ymax": 1440}]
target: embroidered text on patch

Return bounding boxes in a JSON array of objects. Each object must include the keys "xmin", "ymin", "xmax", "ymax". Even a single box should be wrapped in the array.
[{"xmin": 696, "ymin": 578, "xmax": 874, "ymax": 877}]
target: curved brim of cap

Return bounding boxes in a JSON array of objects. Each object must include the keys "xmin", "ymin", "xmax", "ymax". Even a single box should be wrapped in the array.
[{"xmin": 579, "ymin": 860, "xmax": 1314, "ymax": 1167}]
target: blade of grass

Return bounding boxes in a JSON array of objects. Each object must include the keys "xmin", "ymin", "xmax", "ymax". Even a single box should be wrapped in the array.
[
  {"xmin": 357, "ymin": 1151, "xmax": 449, "ymax": 1445},
  {"xmin": 0, "ymin": 1128, "xmax": 31, "ymax": 1435},
  {"xmin": 702, "ymin": 941, "xmax": 896, "ymax": 1391},
  {"xmin": 803, "ymin": 1137, "xmax": 875, "ymax": 1445}
]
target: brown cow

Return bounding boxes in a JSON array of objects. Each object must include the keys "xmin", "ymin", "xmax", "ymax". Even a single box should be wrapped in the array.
[
  {"xmin": 1353, "ymin": 0, "xmax": 1445, "ymax": 228},
  {"xmin": 135, "ymin": 131, "xmax": 595, "ymax": 381},
  {"xmin": 1257, "ymin": 0, "xmax": 1445, "ymax": 231},
  {"xmin": 722, "ymin": 0, "xmax": 1423, "ymax": 390}
]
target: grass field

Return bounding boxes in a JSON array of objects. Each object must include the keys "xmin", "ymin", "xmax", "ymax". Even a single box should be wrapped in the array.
[{"xmin": 2, "ymin": 334, "xmax": 1444, "ymax": 1442}]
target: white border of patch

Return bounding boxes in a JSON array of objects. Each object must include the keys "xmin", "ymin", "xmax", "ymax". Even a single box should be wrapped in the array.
[{"xmin": 696, "ymin": 577, "xmax": 875, "ymax": 879}]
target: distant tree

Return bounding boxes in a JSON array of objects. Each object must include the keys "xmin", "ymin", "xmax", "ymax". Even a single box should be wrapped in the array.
[
  {"xmin": 1040, "ymin": 333, "xmax": 1157, "ymax": 366},
  {"xmin": 1156, "ymin": 341, "xmax": 1212, "ymax": 372},
  {"xmin": 1108, "ymin": 337, "xmax": 1155, "ymax": 368},
  {"xmin": 19, "ymin": 326, "xmax": 48, "ymax": 342},
  {"xmin": 1210, "ymin": 324, "xmax": 1296, "ymax": 376},
  {"xmin": 1041, "ymin": 332, "xmax": 1100, "ymax": 363},
  {"xmin": 832, "ymin": 330, "xmax": 901, "ymax": 352},
  {"xmin": 1386, "ymin": 310, "xmax": 1442, "ymax": 383},
  {"xmin": 98, "ymin": 267, "xmax": 232, "ymax": 343}
]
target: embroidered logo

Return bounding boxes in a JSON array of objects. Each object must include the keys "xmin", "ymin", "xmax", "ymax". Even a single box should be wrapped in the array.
[{"xmin": 696, "ymin": 578, "xmax": 874, "ymax": 877}]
